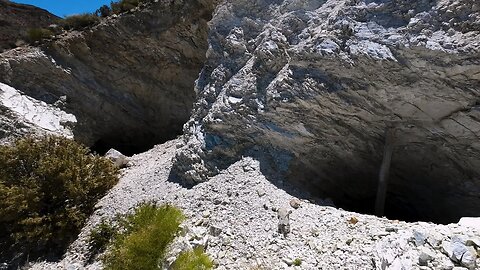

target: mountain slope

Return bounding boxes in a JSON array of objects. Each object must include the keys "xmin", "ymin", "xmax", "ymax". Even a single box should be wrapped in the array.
[{"xmin": 0, "ymin": 0, "xmax": 59, "ymax": 52}]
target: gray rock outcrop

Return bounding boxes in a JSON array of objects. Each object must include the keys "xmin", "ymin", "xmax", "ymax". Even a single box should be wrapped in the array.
[
  {"xmin": 0, "ymin": 0, "xmax": 217, "ymax": 154},
  {"xmin": 173, "ymin": 0, "xmax": 480, "ymax": 224},
  {"xmin": 2, "ymin": 0, "xmax": 477, "ymax": 223}
]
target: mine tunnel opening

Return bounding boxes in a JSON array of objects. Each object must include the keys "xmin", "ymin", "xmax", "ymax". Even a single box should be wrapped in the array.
[
  {"xmin": 91, "ymin": 137, "xmax": 158, "ymax": 156},
  {"xmin": 90, "ymin": 125, "xmax": 184, "ymax": 156},
  {"xmin": 288, "ymin": 148, "xmax": 479, "ymax": 225}
]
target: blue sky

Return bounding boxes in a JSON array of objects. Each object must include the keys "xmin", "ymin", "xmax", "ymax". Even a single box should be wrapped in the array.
[{"xmin": 12, "ymin": 0, "xmax": 113, "ymax": 17}]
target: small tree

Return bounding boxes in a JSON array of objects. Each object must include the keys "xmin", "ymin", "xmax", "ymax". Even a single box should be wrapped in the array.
[
  {"xmin": 103, "ymin": 203, "xmax": 185, "ymax": 270},
  {"xmin": 171, "ymin": 247, "xmax": 214, "ymax": 270},
  {"xmin": 96, "ymin": 5, "xmax": 112, "ymax": 17}
]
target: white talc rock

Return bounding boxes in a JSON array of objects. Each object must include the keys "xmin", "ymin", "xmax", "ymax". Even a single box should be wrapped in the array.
[
  {"xmin": 0, "ymin": 82, "xmax": 76, "ymax": 138},
  {"xmin": 458, "ymin": 217, "xmax": 480, "ymax": 230}
]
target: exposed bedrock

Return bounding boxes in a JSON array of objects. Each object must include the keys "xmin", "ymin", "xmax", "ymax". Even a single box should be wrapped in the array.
[
  {"xmin": 0, "ymin": 0, "xmax": 217, "ymax": 154},
  {"xmin": 173, "ymin": 0, "xmax": 480, "ymax": 224}
]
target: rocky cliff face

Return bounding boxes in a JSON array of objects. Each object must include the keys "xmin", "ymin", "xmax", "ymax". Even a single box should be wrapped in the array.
[
  {"xmin": 1, "ymin": 1, "xmax": 479, "ymax": 269},
  {"xmin": 1, "ymin": 0, "xmax": 478, "ymax": 224},
  {"xmin": 173, "ymin": 0, "xmax": 480, "ymax": 224},
  {"xmin": 0, "ymin": 0, "xmax": 59, "ymax": 52},
  {"xmin": 0, "ymin": 0, "xmax": 216, "ymax": 154}
]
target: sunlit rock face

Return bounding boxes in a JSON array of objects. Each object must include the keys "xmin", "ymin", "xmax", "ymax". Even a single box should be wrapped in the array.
[
  {"xmin": 0, "ymin": 82, "xmax": 76, "ymax": 143},
  {"xmin": 0, "ymin": 0, "xmax": 217, "ymax": 154},
  {"xmin": 174, "ymin": 0, "xmax": 480, "ymax": 223}
]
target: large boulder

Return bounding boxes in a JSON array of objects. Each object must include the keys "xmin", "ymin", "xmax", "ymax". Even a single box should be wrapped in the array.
[{"xmin": 173, "ymin": 0, "xmax": 480, "ymax": 223}]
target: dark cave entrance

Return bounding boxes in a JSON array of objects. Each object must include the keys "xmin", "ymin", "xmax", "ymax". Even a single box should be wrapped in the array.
[
  {"xmin": 91, "ymin": 137, "xmax": 159, "ymax": 156},
  {"xmin": 89, "ymin": 125, "xmax": 183, "ymax": 156},
  {"xmin": 287, "ymin": 148, "xmax": 479, "ymax": 225}
]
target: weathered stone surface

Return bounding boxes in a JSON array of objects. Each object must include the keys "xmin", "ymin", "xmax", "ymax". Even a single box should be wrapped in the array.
[
  {"xmin": 0, "ymin": 82, "xmax": 76, "ymax": 142},
  {"xmin": 412, "ymin": 230, "xmax": 427, "ymax": 246},
  {"xmin": 289, "ymin": 198, "xmax": 301, "ymax": 209},
  {"xmin": 442, "ymin": 238, "xmax": 478, "ymax": 269},
  {"xmin": 418, "ymin": 247, "xmax": 435, "ymax": 266},
  {"xmin": 105, "ymin": 148, "xmax": 128, "ymax": 168},
  {"xmin": 277, "ymin": 207, "xmax": 291, "ymax": 236},
  {"xmin": 461, "ymin": 246, "xmax": 477, "ymax": 269},
  {"xmin": 0, "ymin": 0, "xmax": 217, "ymax": 154},
  {"xmin": 173, "ymin": 0, "xmax": 480, "ymax": 224},
  {"xmin": 459, "ymin": 217, "xmax": 480, "ymax": 230}
]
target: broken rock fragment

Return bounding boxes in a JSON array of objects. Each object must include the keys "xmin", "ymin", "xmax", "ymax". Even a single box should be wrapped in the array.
[{"xmin": 105, "ymin": 148, "xmax": 129, "ymax": 168}]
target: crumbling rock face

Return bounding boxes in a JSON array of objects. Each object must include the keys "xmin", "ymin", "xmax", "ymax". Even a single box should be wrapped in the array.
[
  {"xmin": 0, "ymin": 0, "xmax": 217, "ymax": 154},
  {"xmin": 0, "ymin": 82, "xmax": 76, "ymax": 144},
  {"xmin": 174, "ymin": 0, "xmax": 480, "ymax": 223},
  {"xmin": 0, "ymin": 0, "xmax": 59, "ymax": 52}
]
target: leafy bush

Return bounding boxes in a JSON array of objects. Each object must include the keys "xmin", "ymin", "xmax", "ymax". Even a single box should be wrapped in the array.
[
  {"xmin": 293, "ymin": 258, "xmax": 302, "ymax": 266},
  {"xmin": 61, "ymin": 13, "xmax": 100, "ymax": 30},
  {"xmin": 171, "ymin": 247, "xmax": 214, "ymax": 270},
  {"xmin": 102, "ymin": 203, "xmax": 185, "ymax": 270},
  {"xmin": 88, "ymin": 219, "xmax": 117, "ymax": 258},
  {"xmin": 0, "ymin": 136, "xmax": 118, "ymax": 264},
  {"xmin": 26, "ymin": 28, "xmax": 54, "ymax": 43}
]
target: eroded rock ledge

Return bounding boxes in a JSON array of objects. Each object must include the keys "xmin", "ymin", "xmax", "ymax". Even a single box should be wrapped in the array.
[
  {"xmin": 0, "ymin": 0, "xmax": 217, "ymax": 154},
  {"xmin": 173, "ymin": 0, "xmax": 480, "ymax": 224}
]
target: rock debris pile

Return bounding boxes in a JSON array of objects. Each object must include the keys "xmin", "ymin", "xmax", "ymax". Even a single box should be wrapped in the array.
[{"xmin": 30, "ymin": 140, "xmax": 479, "ymax": 269}]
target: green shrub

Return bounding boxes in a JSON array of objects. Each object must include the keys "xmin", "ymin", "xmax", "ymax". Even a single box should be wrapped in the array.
[
  {"xmin": 61, "ymin": 13, "xmax": 100, "ymax": 30},
  {"xmin": 0, "ymin": 136, "xmax": 118, "ymax": 264},
  {"xmin": 26, "ymin": 28, "xmax": 54, "ymax": 43},
  {"xmin": 103, "ymin": 203, "xmax": 185, "ymax": 270},
  {"xmin": 293, "ymin": 258, "xmax": 302, "ymax": 266},
  {"xmin": 171, "ymin": 247, "xmax": 214, "ymax": 270},
  {"xmin": 88, "ymin": 219, "xmax": 117, "ymax": 258}
]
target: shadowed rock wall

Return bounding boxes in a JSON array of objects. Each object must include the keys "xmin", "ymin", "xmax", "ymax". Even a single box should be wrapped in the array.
[{"xmin": 0, "ymin": 0, "xmax": 217, "ymax": 154}]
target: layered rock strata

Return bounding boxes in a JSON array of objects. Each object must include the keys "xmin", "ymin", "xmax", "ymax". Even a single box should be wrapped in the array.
[
  {"xmin": 0, "ymin": 0, "xmax": 217, "ymax": 154},
  {"xmin": 173, "ymin": 0, "xmax": 480, "ymax": 223}
]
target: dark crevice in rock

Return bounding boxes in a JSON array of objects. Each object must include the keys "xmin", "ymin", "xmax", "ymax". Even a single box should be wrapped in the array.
[
  {"xmin": 285, "ymin": 138, "xmax": 480, "ymax": 225},
  {"xmin": 90, "ymin": 126, "xmax": 183, "ymax": 156}
]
